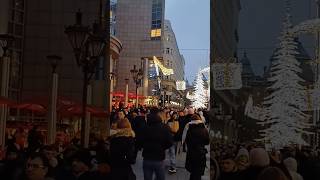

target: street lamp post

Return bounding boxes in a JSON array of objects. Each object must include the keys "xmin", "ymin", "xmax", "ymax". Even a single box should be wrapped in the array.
[
  {"xmin": 130, "ymin": 65, "xmax": 143, "ymax": 108},
  {"xmin": 162, "ymin": 87, "xmax": 167, "ymax": 108},
  {"xmin": 47, "ymin": 55, "xmax": 62, "ymax": 145},
  {"xmin": 0, "ymin": 34, "xmax": 14, "ymax": 149},
  {"xmin": 65, "ymin": 10, "xmax": 106, "ymax": 147},
  {"xmin": 125, "ymin": 78, "xmax": 129, "ymax": 107},
  {"xmin": 108, "ymin": 72, "xmax": 116, "ymax": 110}
]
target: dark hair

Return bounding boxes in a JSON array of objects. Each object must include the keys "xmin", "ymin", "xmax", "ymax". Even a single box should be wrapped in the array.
[
  {"xmin": 28, "ymin": 153, "xmax": 50, "ymax": 168},
  {"xmin": 73, "ymin": 148, "xmax": 93, "ymax": 168},
  {"xmin": 257, "ymin": 167, "xmax": 288, "ymax": 180}
]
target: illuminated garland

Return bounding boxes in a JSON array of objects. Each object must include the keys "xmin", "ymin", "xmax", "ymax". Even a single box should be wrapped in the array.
[{"xmin": 153, "ymin": 56, "xmax": 174, "ymax": 76}]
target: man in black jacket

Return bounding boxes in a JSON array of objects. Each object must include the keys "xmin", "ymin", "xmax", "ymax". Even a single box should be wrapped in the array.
[{"xmin": 137, "ymin": 110, "xmax": 173, "ymax": 180}]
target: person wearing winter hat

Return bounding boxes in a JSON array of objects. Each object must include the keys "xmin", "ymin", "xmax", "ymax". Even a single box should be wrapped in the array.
[
  {"xmin": 235, "ymin": 148, "xmax": 250, "ymax": 171},
  {"xmin": 240, "ymin": 148, "xmax": 270, "ymax": 180},
  {"xmin": 283, "ymin": 157, "xmax": 303, "ymax": 180}
]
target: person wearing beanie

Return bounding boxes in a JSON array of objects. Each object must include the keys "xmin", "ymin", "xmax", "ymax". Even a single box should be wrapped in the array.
[
  {"xmin": 184, "ymin": 114, "xmax": 209, "ymax": 180},
  {"xmin": 235, "ymin": 148, "xmax": 250, "ymax": 171},
  {"xmin": 283, "ymin": 157, "xmax": 303, "ymax": 180},
  {"xmin": 240, "ymin": 148, "xmax": 270, "ymax": 180}
]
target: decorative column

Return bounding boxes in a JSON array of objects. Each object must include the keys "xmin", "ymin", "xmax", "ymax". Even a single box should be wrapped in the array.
[
  {"xmin": 47, "ymin": 55, "xmax": 61, "ymax": 145},
  {"xmin": 125, "ymin": 79, "xmax": 129, "ymax": 107},
  {"xmin": 0, "ymin": 55, "xmax": 10, "ymax": 149},
  {"xmin": 110, "ymin": 56, "xmax": 114, "ymax": 109},
  {"xmin": 84, "ymin": 84, "xmax": 92, "ymax": 148},
  {"xmin": 48, "ymin": 72, "xmax": 58, "ymax": 144},
  {"xmin": 143, "ymin": 58, "xmax": 149, "ymax": 100}
]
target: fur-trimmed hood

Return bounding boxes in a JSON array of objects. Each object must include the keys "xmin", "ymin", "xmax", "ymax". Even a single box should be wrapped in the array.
[{"xmin": 112, "ymin": 128, "xmax": 135, "ymax": 138}]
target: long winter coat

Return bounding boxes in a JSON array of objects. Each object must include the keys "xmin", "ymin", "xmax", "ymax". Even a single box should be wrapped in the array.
[
  {"xmin": 109, "ymin": 128, "xmax": 136, "ymax": 180},
  {"xmin": 137, "ymin": 114, "xmax": 173, "ymax": 161},
  {"xmin": 185, "ymin": 121, "xmax": 209, "ymax": 175}
]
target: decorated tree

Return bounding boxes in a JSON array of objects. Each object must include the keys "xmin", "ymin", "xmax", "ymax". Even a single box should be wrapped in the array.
[
  {"xmin": 246, "ymin": 4, "xmax": 311, "ymax": 149},
  {"xmin": 192, "ymin": 69, "xmax": 207, "ymax": 109}
]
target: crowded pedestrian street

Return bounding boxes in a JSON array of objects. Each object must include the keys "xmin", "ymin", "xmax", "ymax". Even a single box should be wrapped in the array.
[
  {"xmin": 2, "ymin": 0, "xmax": 320, "ymax": 179},
  {"xmin": 133, "ymin": 146, "xmax": 210, "ymax": 180}
]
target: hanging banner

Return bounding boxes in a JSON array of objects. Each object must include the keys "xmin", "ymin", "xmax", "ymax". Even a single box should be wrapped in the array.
[
  {"xmin": 176, "ymin": 81, "xmax": 186, "ymax": 90},
  {"xmin": 212, "ymin": 63, "xmax": 242, "ymax": 90}
]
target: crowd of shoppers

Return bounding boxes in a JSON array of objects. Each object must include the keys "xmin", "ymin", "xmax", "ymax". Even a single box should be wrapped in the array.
[{"xmin": 0, "ymin": 106, "xmax": 210, "ymax": 180}]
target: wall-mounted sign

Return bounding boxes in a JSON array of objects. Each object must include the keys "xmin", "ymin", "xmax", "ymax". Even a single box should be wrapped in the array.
[
  {"xmin": 176, "ymin": 81, "xmax": 186, "ymax": 90},
  {"xmin": 212, "ymin": 63, "xmax": 242, "ymax": 90}
]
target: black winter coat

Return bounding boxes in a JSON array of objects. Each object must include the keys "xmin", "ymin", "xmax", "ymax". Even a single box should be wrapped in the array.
[
  {"xmin": 175, "ymin": 116, "xmax": 187, "ymax": 141},
  {"xmin": 185, "ymin": 122, "xmax": 209, "ymax": 175},
  {"xmin": 137, "ymin": 117, "xmax": 173, "ymax": 161},
  {"xmin": 218, "ymin": 171, "xmax": 240, "ymax": 180},
  {"xmin": 110, "ymin": 130, "xmax": 136, "ymax": 180},
  {"xmin": 239, "ymin": 166, "xmax": 268, "ymax": 180}
]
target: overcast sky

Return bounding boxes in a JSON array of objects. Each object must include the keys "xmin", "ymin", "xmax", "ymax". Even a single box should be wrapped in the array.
[
  {"xmin": 165, "ymin": 0, "xmax": 210, "ymax": 83},
  {"xmin": 238, "ymin": 0, "xmax": 317, "ymax": 75}
]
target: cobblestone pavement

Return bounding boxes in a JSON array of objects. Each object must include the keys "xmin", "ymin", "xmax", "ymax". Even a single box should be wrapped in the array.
[{"xmin": 132, "ymin": 146, "xmax": 210, "ymax": 180}]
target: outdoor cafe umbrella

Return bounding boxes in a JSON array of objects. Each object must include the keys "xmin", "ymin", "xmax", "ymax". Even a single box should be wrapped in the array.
[
  {"xmin": 59, "ymin": 104, "xmax": 108, "ymax": 118},
  {"xmin": 13, "ymin": 102, "xmax": 47, "ymax": 121}
]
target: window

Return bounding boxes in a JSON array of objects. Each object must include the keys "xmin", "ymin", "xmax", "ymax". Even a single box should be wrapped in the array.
[
  {"xmin": 151, "ymin": 0, "xmax": 162, "ymax": 39},
  {"xmin": 166, "ymin": 48, "xmax": 170, "ymax": 54},
  {"xmin": 166, "ymin": 35, "xmax": 170, "ymax": 41},
  {"xmin": 151, "ymin": 28, "xmax": 161, "ymax": 37}
]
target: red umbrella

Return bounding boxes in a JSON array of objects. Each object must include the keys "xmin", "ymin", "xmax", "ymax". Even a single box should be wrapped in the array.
[
  {"xmin": 59, "ymin": 104, "xmax": 108, "ymax": 117},
  {"xmin": 13, "ymin": 103, "xmax": 47, "ymax": 113}
]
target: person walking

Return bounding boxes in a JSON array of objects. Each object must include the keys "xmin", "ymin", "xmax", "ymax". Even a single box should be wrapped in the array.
[
  {"xmin": 176, "ymin": 110, "xmax": 186, "ymax": 154},
  {"xmin": 183, "ymin": 114, "xmax": 209, "ymax": 180},
  {"xmin": 166, "ymin": 112, "xmax": 179, "ymax": 173},
  {"xmin": 109, "ymin": 118, "xmax": 136, "ymax": 180},
  {"xmin": 137, "ymin": 109, "xmax": 173, "ymax": 180}
]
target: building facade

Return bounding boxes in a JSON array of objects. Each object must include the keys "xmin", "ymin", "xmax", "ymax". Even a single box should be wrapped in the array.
[
  {"xmin": 112, "ymin": 0, "xmax": 165, "ymax": 106},
  {"xmin": 161, "ymin": 20, "xmax": 185, "ymax": 107},
  {"xmin": 0, "ymin": 0, "xmax": 26, "ymax": 101},
  {"xmin": 112, "ymin": 0, "xmax": 184, "ymax": 107},
  {"xmin": 210, "ymin": 0, "xmax": 241, "ymax": 142}
]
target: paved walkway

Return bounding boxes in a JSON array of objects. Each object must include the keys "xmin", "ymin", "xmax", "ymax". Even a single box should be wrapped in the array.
[{"xmin": 132, "ymin": 147, "xmax": 210, "ymax": 180}]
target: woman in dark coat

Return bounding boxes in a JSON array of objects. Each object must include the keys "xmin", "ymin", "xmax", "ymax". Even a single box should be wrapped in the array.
[
  {"xmin": 183, "ymin": 114, "xmax": 209, "ymax": 180},
  {"xmin": 109, "ymin": 118, "xmax": 136, "ymax": 180}
]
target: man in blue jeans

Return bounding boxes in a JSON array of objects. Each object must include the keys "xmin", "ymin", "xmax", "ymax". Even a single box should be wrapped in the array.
[{"xmin": 137, "ymin": 109, "xmax": 173, "ymax": 180}]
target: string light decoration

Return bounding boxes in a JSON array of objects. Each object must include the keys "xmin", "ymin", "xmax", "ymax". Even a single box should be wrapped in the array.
[
  {"xmin": 153, "ymin": 56, "xmax": 174, "ymax": 76},
  {"xmin": 191, "ymin": 69, "xmax": 208, "ymax": 109},
  {"xmin": 245, "ymin": 3, "xmax": 312, "ymax": 149}
]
